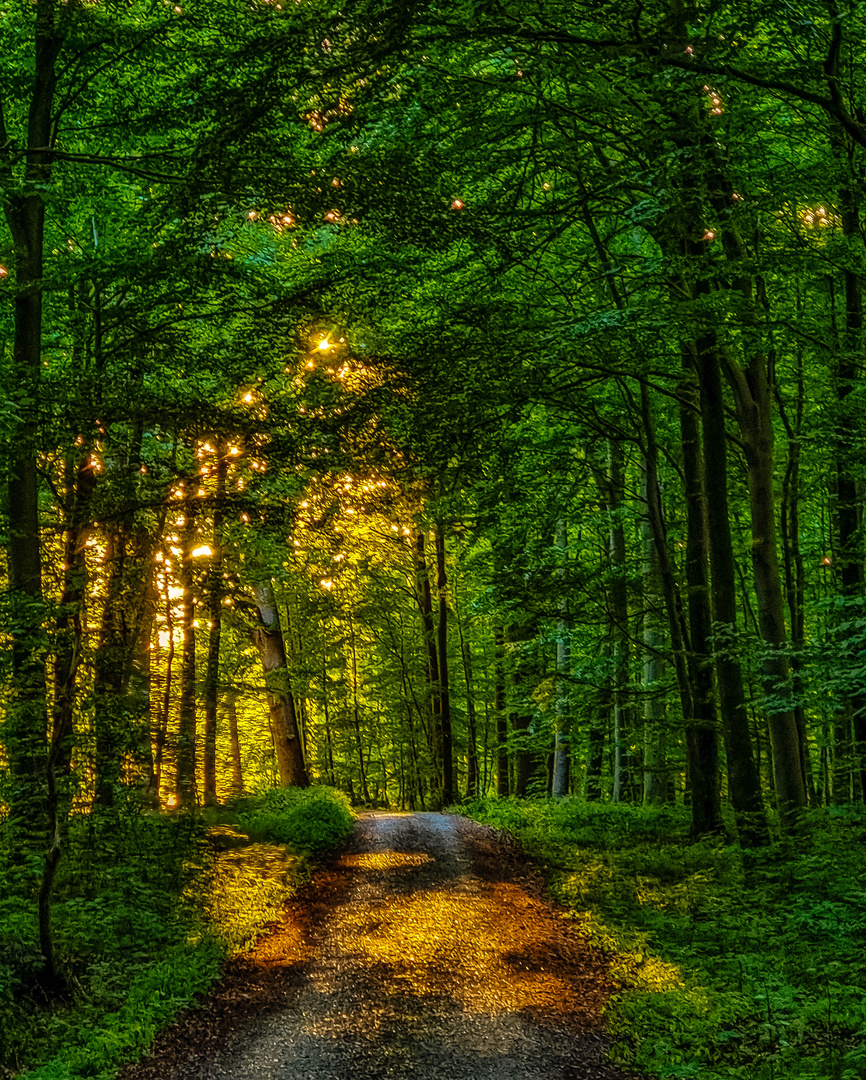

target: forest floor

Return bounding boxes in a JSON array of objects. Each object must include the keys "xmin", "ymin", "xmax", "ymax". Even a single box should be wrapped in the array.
[{"xmin": 116, "ymin": 811, "xmax": 641, "ymax": 1080}]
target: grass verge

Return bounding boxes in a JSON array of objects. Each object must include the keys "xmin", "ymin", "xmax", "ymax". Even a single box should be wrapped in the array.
[
  {"xmin": 1, "ymin": 785, "xmax": 354, "ymax": 1080},
  {"xmin": 458, "ymin": 796, "xmax": 866, "ymax": 1080}
]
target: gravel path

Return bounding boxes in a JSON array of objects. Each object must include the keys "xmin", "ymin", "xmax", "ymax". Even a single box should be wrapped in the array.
[{"xmin": 121, "ymin": 812, "xmax": 639, "ymax": 1080}]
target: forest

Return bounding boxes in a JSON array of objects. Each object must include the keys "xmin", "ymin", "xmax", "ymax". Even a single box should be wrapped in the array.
[{"xmin": 1, "ymin": 0, "xmax": 866, "ymax": 1078}]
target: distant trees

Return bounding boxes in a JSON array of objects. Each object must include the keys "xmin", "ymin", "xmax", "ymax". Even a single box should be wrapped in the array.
[{"xmin": 6, "ymin": 0, "xmax": 866, "ymax": 998}]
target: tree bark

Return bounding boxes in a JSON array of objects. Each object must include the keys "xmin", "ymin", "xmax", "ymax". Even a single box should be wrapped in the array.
[
  {"xmin": 455, "ymin": 599, "xmax": 479, "ymax": 798},
  {"xmin": 253, "ymin": 580, "xmax": 309, "ymax": 787},
  {"xmin": 724, "ymin": 342, "xmax": 807, "ymax": 827},
  {"xmin": 697, "ymin": 331, "xmax": 769, "ymax": 844},
  {"xmin": 202, "ymin": 450, "xmax": 226, "ymax": 805},
  {"xmin": 434, "ymin": 521, "xmax": 454, "ymax": 805},
  {"xmin": 677, "ymin": 365, "xmax": 723, "ymax": 834},
  {"xmin": 414, "ymin": 530, "xmax": 442, "ymax": 788},
  {"xmin": 494, "ymin": 626, "xmax": 509, "ymax": 795},
  {"xmin": 175, "ymin": 498, "xmax": 198, "ymax": 807},
  {"xmin": 832, "ymin": 142, "xmax": 866, "ymax": 799},
  {"xmin": 226, "ymin": 689, "xmax": 244, "ymax": 797},
  {"xmin": 348, "ymin": 612, "xmax": 371, "ymax": 803},
  {"xmin": 552, "ymin": 518, "xmax": 571, "ymax": 797},
  {"xmin": 605, "ymin": 440, "xmax": 635, "ymax": 803},
  {"xmin": 640, "ymin": 477, "xmax": 668, "ymax": 805}
]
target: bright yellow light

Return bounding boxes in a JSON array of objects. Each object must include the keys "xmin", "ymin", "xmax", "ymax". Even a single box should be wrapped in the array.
[
  {"xmin": 192, "ymin": 545, "xmax": 213, "ymax": 558},
  {"xmin": 243, "ymin": 392, "xmax": 254, "ymax": 403},
  {"xmin": 320, "ymin": 578, "xmax": 334, "ymax": 589}
]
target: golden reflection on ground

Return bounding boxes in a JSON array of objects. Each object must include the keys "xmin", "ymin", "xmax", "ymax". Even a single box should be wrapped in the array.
[
  {"xmin": 339, "ymin": 852, "xmax": 434, "ymax": 871},
  {"xmin": 316, "ymin": 882, "xmax": 609, "ymax": 1025}
]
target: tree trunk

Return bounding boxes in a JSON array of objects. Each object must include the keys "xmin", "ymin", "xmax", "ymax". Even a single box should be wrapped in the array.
[
  {"xmin": 494, "ymin": 626, "xmax": 509, "ymax": 795},
  {"xmin": 677, "ymin": 366, "xmax": 723, "ymax": 834},
  {"xmin": 202, "ymin": 450, "xmax": 226, "ymax": 805},
  {"xmin": 434, "ymin": 522, "xmax": 454, "ymax": 805},
  {"xmin": 726, "ymin": 347, "xmax": 807, "ymax": 827},
  {"xmin": 586, "ymin": 640, "xmax": 609, "ymax": 802},
  {"xmin": 348, "ymin": 613, "xmax": 371, "ymax": 803},
  {"xmin": 253, "ymin": 580, "xmax": 309, "ymax": 787},
  {"xmin": 641, "ymin": 479, "xmax": 668, "ymax": 805},
  {"xmin": 697, "ymin": 332, "xmax": 768, "ymax": 844},
  {"xmin": 154, "ymin": 564, "xmax": 175, "ymax": 795},
  {"xmin": 606, "ymin": 440, "xmax": 635, "ymax": 803},
  {"xmin": 552, "ymin": 519, "xmax": 571, "ymax": 797},
  {"xmin": 226, "ymin": 689, "xmax": 244, "ymax": 797},
  {"xmin": 777, "ymin": 339, "xmax": 816, "ymax": 807},
  {"xmin": 455, "ymin": 600, "xmax": 479, "ymax": 798},
  {"xmin": 53, "ymin": 453, "xmax": 96, "ymax": 784},
  {"xmin": 176, "ymin": 498, "xmax": 198, "ymax": 807},
  {"xmin": 414, "ymin": 530, "xmax": 442, "ymax": 787}
]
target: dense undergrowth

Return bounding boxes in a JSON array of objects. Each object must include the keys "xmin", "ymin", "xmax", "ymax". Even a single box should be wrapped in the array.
[
  {"xmin": 459, "ymin": 797, "xmax": 866, "ymax": 1080},
  {"xmin": 0, "ymin": 786, "xmax": 354, "ymax": 1080}
]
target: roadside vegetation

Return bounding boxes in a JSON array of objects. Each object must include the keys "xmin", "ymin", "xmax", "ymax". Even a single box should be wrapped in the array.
[
  {"xmin": 0, "ymin": 787, "xmax": 353, "ymax": 1080},
  {"xmin": 459, "ymin": 797, "xmax": 866, "ymax": 1080}
]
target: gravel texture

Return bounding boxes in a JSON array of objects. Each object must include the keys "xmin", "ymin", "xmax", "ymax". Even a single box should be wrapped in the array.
[{"xmin": 119, "ymin": 811, "xmax": 641, "ymax": 1080}]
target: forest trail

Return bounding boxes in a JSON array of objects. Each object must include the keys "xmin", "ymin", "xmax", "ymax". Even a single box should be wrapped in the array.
[{"xmin": 120, "ymin": 813, "xmax": 638, "ymax": 1080}]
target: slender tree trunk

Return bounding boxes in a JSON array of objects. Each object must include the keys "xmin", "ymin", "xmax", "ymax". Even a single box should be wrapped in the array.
[
  {"xmin": 834, "ymin": 165, "xmax": 866, "ymax": 798},
  {"xmin": 226, "ymin": 689, "xmax": 243, "ymax": 797},
  {"xmin": 455, "ymin": 600, "xmax": 479, "ymax": 798},
  {"xmin": 494, "ymin": 626, "xmax": 509, "ymax": 795},
  {"xmin": 508, "ymin": 623, "xmax": 537, "ymax": 797},
  {"xmin": 434, "ymin": 522, "xmax": 454, "ymax": 804},
  {"xmin": 202, "ymin": 450, "xmax": 226, "ymax": 805},
  {"xmin": 93, "ymin": 527, "xmax": 127, "ymax": 806},
  {"xmin": 552, "ymin": 519, "xmax": 571, "ymax": 797},
  {"xmin": 586, "ymin": 639, "xmax": 609, "ymax": 802},
  {"xmin": 778, "ymin": 343, "xmax": 816, "ymax": 806},
  {"xmin": 322, "ymin": 653, "xmax": 336, "ymax": 787},
  {"xmin": 414, "ymin": 530, "xmax": 441, "ymax": 786},
  {"xmin": 725, "ymin": 348, "xmax": 806, "ymax": 826},
  {"xmin": 176, "ymin": 498, "xmax": 198, "ymax": 807},
  {"xmin": 606, "ymin": 440, "xmax": 635, "ymax": 802},
  {"xmin": 252, "ymin": 580, "xmax": 309, "ymax": 787},
  {"xmin": 348, "ymin": 613, "xmax": 371, "ymax": 803},
  {"xmin": 155, "ymin": 564, "xmax": 175, "ymax": 795},
  {"xmin": 53, "ymin": 453, "xmax": 96, "ymax": 783},
  {"xmin": 641, "ymin": 478, "xmax": 668, "ymax": 805}
]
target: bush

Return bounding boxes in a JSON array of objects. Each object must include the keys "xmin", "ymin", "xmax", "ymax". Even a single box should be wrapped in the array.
[{"xmin": 237, "ymin": 785, "xmax": 354, "ymax": 856}]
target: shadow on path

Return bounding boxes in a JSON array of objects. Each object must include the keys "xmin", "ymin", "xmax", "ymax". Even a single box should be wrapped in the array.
[{"xmin": 119, "ymin": 812, "xmax": 641, "ymax": 1080}]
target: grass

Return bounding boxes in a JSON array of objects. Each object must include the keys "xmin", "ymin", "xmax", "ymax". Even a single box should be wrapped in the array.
[
  {"xmin": 457, "ymin": 796, "xmax": 866, "ymax": 1080},
  {"xmin": 0, "ymin": 785, "xmax": 354, "ymax": 1080}
]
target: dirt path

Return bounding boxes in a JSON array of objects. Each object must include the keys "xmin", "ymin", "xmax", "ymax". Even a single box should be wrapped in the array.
[{"xmin": 120, "ymin": 812, "xmax": 638, "ymax": 1080}]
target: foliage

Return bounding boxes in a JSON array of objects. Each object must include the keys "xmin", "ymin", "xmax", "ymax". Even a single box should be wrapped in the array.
[
  {"xmin": 235, "ymin": 784, "xmax": 355, "ymax": 856},
  {"xmin": 0, "ymin": 786, "xmax": 353, "ymax": 1080},
  {"xmin": 460, "ymin": 797, "xmax": 866, "ymax": 1080}
]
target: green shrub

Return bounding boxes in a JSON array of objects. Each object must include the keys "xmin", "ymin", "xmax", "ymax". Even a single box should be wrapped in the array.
[{"xmin": 237, "ymin": 785, "xmax": 354, "ymax": 856}]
